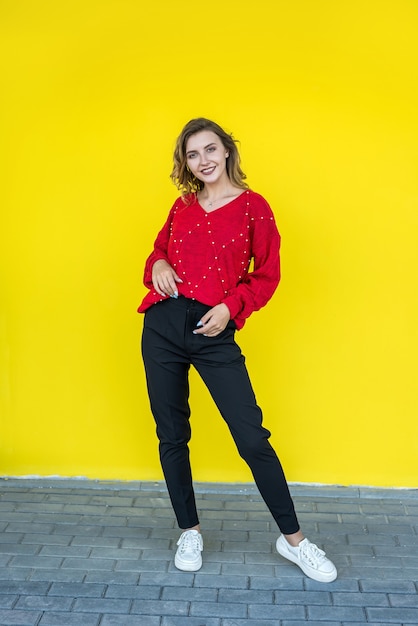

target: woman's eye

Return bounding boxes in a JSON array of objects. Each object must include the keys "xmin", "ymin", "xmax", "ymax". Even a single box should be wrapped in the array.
[
  {"xmin": 207, "ymin": 146, "xmax": 216, "ymax": 152},
  {"xmin": 187, "ymin": 153, "xmax": 197, "ymax": 159}
]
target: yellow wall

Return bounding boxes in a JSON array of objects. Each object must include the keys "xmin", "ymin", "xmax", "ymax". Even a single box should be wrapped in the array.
[{"xmin": 1, "ymin": 0, "xmax": 417, "ymax": 487}]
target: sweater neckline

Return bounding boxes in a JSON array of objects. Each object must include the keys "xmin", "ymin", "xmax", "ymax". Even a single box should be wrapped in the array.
[{"xmin": 196, "ymin": 189, "xmax": 249, "ymax": 214}]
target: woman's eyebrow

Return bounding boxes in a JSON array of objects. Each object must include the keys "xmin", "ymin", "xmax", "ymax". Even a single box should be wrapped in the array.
[{"xmin": 186, "ymin": 143, "xmax": 217, "ymax": 156}]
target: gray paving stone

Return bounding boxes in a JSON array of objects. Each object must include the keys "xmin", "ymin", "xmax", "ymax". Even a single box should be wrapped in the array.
[
  {"xmin": 0, "ymin": 554, "xmax": 12, "ymax": 567},
  {"xmin": 250, "ymin": 576, "xmax": 304, "ymax": 590},
  {"xmin": 0, "ymin": 582, "xmax": 50, "ymax": 596},
  {"xmin": 14, "ymin": 503, "xmax": 65, "ymax": 514},
  {"xmin": 126, "ymin": 517, "xmax": 175, "ymax": 529},
  {"xmin": 61, "ymin": 504, "xmax": 108, "ymax": 515},
  {"xmin": 0, "ymin": 533, "xmax": 24, "ymax": 544},
  {"xmin": 310, "ymin": 605, "xmax": 368, "ymax": 621},
  {"xmin": 203, "ymin": 510, "xmax": 247, "ymax": 521},
  {"xmin": 89, "ymin": 546, "xmax": 141, "ymax": 559},
  {"xmin": 70, "ymin": 536, "xmax": 122, "ymax": 547},
  {"xmin": 162, "ymin": 585, "xmax": 218, "ymax": 602},
  {"xmin": 206, "ymin": 529, "xmax": 249, "ymax": 542},
  {"xmin": 102, "ymin": 526, "xmax": 148, "ymax": 538},
  {"xmin": 1, "ymin": 493, "xmax": 45, "ymax": 504},
  {"xmin": 347, "ymin": 533, "xmax": 396, "ymax": 545},
  {"xmin": 340, "ymin": 623, "xmax": 394, "ymax": 626},
  {"xmin": 332, "ymin": 591, "xmax": 389, "ymax": 606},
  {"xmin": 223, "ymin": 520, "xmax": 269, "ymax": 532},
  {"xmin": 274, "ymin": 590, "xmax": 332, "ymax": 605},
  {"xmin": 39, "ymin": 545, "xmax": 90, "ymax": 558},
  {"xmin": 282, "ymin": 623, "xmax": 341, "ymax": 626},
  {"xmin": 73, "ymin": 596, "xmax": 131, "ymax": 613},
  {"xmin": 223, "ymin": 540, "xmax": 271, "ymax": 553},
  {"xmin": 204, "ymin": 551, "xmax": 244, "ymax": 563},
  {"xmin": 117, "ymin": 558, "xmax": 167, "ymax": 572},
  {"xmin": 39, "ymin": 613, "xmax": 100, "ymax": 625},
  {"xmin": 0, "ymin": 596, "xmax": 17, "ymax": 609},
  {"xmin": 10, "ymin": 556, "xmax": 63, "ymax": 569},
  {"xmin": 389, "ymin": 592, "xmax": 418, "ymax": 607},
  {"xmin": 170, "ymin": 560, "xmax": 220, "ymax": 574},
  {"xmin": 84, "ymin": 571, "xmax": 139, "ymax": 585},
  {"xmin": 51, "ymin": 524, "xmax": 102, "ymax": 537},
  {"xmin": 304, "ymin": 578, "xmax": 360, "ymax": 592},
  {"xmin": 61, "ymin": 557, "xmax": 115, "ymax": 570},
  {"xmin": 32, "ymin": 514, "xmax": 84, "ymax": 525},
  {"xmin": 374, "ymin": 544, "xmax": 418, "ymax": 557},
  {"xmin": 101, "ymin": 617, "xmax": 160, "ymax": 626},
  {"xmin": 223, "ymin": 621, "xmax": 311, "ymax": 626},
  {"xmin": 194, "ymin": 574, "xmax": 248, "ymax": 589},
  {"xmin": 360, "ymin": 579, "xmax": 416, "ymax": 593},
  {"xmin": 326, "ymin": 543, "xmax": 373, "ymax": 556},
  {"xmin": 120, "ymin": 537, "xmax": 166, "ymax": 549},
  {"xmin": 14, "ymin": 595, "xmax": 73, "ymax": 610},
  {"xmin": 318, "ymin": 522, "xmax": 363, "ymax": 535},
  {"xmin": 105, "ymin": 583, "xmax": 161, "ymax": 600},
  {"xmin": 248, "ymin": 603, "xmax": 306, "ymax": 620},
  {"xmin": 221, "ymin": 563, "xmax": 275, "ymax": 577},
  {"xmin": 162, "ymin": 618, "xmax": 220, "ymax": 626},
  {"xmin": 131, "ymin": 598, "xmax": 189, "ymax": 616},
  {"xmin": 225, "ymin": 499, "xmax": 266, "ymax": 511},
  {"xmin": 0, "ymin": 504, "xmax": 18, "ymax": 513},
  {"xmin": 245, "ymin": 552, "xmax": 283, "ymax": 565},
  {"xmin": 247, "ymin": 530, "xmax": 279, "ymax": 543},
  {"xmin": 90, "ymin": 495, "xmax": 135, "ymax": 507},
  {"xmin": 139, "ymin": 572, "xmax": 194, "ymax": 587},
  {"xmin": 366, "ymin": 607, "xmax": 418, "ymax": 623},
  {"xmin": 79, "ymin": 515, "xmax": 126, "ymax": 527},
  {"xmin": 191, "ymin": 600, "xmax": 247, "ymax": 618},
  {"xmin": 366, "ymin": 523, "xmax": 415, "ymax": 535},
  {"xmin": 21, "ymin": 534, "xmax": 71, "ymax": 546},
  {"xmin": 396, "ymin": 534, "xmax": 418, "ymax": 545},
  {"xmin": 30, "ymin": 569, "xmax": 86, "ymax": 583},
  {"xmin": 140, "ymin": 548, "xmax": 173, "ymax": 561},
  {"xmin": 0, "ymin": 609, "xmax": 41, "ymax": 625},
  {"xmin": 218, "ymin": 588, "xmax": 273, "ymax": 604},
  {"xmin": 5, "ymin": 523, "xmax": 55, "ymax": 535},
  {"xmin": 48, "ymin": 582, "xmax": 105, "ymax": 597},
  {"xmin": 317, "ymin": 502, "xmax": 362, "ymax": 513}
]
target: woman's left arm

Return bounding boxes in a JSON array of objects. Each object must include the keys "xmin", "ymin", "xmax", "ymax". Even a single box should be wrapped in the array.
[{"xmin": 221, "ymin": 206, "xmax": 281, "ymax": 323}]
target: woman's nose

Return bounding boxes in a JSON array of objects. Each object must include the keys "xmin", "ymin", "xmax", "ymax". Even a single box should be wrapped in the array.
[{"xmin": 199, "ymin": 152, "xmax": 209, "ymax": 165}]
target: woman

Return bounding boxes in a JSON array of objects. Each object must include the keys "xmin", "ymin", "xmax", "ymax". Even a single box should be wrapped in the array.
[{"xmin": 138, "ymin": 118, "xmax": 337, "ymax": 583}]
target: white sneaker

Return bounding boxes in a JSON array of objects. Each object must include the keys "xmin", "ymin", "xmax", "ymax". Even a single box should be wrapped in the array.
[
  {"xmin": 276, "ymin": 535, "xmax": 337, "ymax": 583},
  {"xmin": 174, "ymin": 530, "xmax": 203, "ymax": 572}
]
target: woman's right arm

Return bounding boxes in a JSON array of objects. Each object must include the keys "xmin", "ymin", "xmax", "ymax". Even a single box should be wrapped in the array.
[{"xmin": 143, "ymin": 204, "xmax": 183, "ymax": 297}]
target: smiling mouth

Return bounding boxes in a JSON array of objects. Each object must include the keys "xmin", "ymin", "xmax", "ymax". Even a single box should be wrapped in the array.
[{"xmin": 200, "ymin": 166, "xmax": 216, "ymax": 175}]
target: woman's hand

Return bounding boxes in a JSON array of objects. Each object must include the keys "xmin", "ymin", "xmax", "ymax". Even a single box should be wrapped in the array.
[
  {"xmin": 193, "ymin": 303, "xmax": 231, "ymax": 337},
  {"xmin": 152, "ymin": 259, "xmax": 183, "ymax": 298}
]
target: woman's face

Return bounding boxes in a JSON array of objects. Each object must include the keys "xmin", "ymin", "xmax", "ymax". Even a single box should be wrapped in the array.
[{"xmin": 185, "ymin": 130, "xmax": 229, "ymax": 186}]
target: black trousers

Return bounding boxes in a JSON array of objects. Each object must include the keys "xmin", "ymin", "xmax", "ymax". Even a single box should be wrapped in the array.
[{"xmin": 141, "ymin": 296, "xmax": 300, "ymax": 535}]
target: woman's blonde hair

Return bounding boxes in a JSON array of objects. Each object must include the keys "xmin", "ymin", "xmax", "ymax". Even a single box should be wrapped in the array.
[{"xmin": 170, "ymin": 118, "xmax": 248, "ymax": 198}]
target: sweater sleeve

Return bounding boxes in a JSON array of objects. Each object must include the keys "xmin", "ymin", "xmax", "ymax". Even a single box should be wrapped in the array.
[
  {"xmin": 221, "ymin": 202, "xmax": 281, "ymax": 324},
  {"xmin": 142, "ymin": 203, "xmax": 177, "ymax": 289}
]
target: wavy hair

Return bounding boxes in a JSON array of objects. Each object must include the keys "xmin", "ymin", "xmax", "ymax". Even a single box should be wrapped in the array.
[{"xmin": 170, "ymin": 118, "xmax": 248, "ymax": 199}]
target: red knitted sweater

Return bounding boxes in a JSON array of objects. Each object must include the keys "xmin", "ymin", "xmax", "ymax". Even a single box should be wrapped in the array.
[{"xmin": 137, "ymin": 189, "xmax": 281, "ymax": 329}]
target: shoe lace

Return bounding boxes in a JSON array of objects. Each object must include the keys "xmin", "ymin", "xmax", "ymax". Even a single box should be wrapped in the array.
[
  {"xmin": 179, "ymin": 531, "xmax": 201, "ymax": 555},
  {"xmin": 299, "ymin": 540, "xmax": 326, "ymax": 568}
]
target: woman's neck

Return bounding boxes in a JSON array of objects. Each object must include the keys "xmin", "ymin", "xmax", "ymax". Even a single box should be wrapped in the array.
[
  {"xmin": 199, "ymin": 181, "xmax": 241, "ymax": 203},
  {"xmin": 198, "ymin": 183, "xmax": 245, "ymax": 212}
]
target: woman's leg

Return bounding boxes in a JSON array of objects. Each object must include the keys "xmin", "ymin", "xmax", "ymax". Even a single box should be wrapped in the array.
[
  {"xmin": 141, "ymin": 300, "xmax": 199, "ymax": 529},
  {"xmin": 191, "ymin": 326, "xmax": 300, "ymax": 535}
]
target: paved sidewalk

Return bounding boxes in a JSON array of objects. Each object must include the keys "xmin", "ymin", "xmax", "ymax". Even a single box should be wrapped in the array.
[{"xmin": 0, "ymin": 479, "xmax": 417, "ymax": 626}]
